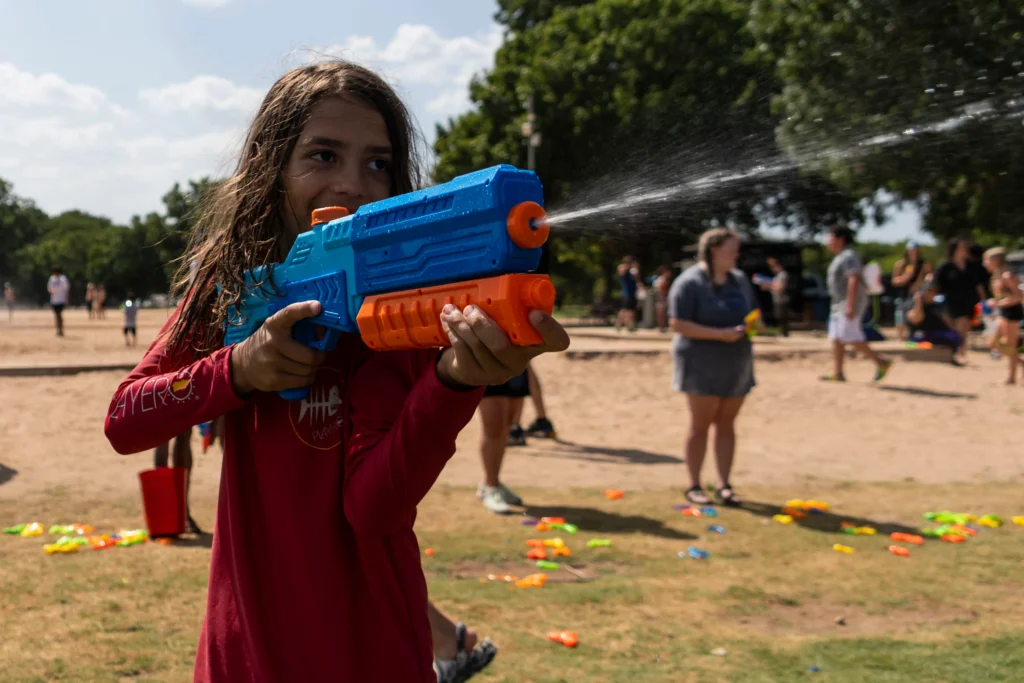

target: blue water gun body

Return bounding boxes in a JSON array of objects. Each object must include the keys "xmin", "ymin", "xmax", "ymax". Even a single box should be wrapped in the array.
[{"xmin": 224, "ymin": 164, "xmax": 555, "ymax": 399}]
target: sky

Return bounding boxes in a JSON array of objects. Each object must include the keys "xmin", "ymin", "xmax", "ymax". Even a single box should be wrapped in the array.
[{"xmin": 0, "ymin": 0, "xmax": 931, "ymax": 244}]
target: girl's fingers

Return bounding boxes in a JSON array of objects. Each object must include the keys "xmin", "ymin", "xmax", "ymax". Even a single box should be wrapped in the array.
[
  {"xmin": 276, "ymin": 355, "xmax": 318, "ymax": 380},
  {"xmin": 463, "ymin": 306, "xmax": 512, "ymax": 355},
  {"xmin": 277, "ymin": 336, "xmax": 326, "ymax": 366},
  {"xmin": 443, "ymin": 306, "xmax": 504, "ymax": 373}
]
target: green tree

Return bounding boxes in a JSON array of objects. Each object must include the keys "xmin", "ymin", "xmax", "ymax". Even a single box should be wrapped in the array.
[
  {"xmin": 0, "ymin": 178, "xmax": 48, "ymax": 291},
  {"xmin": 435, "ymin": 0, "xmax": 860, "ymax": 303},
  {"xmin": 750, "ymin": 0, "xmax": 1024, "ymax": 240}
]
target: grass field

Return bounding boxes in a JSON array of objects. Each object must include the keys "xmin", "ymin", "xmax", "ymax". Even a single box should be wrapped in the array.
[{"xmin": 3, "ymin": 482, "xmax": 1024, "ymax": 682}]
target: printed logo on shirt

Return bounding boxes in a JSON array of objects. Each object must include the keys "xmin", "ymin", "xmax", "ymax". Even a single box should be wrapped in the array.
[
  {"xmin": 288, "ymin": 366, "xmax": 345, "ymax": 450},
  {"xmin": 110, "ymin": 367, "xmax": 198, "ymax": 419}
]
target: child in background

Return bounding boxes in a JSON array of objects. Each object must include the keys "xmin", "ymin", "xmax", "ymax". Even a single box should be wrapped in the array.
[
  {"xmin": 4, "ymin": 282, "xmax": 14, "ymax": 322},
  {"xmin": 103, "ymin": 61, "xmax": 568, "ymax": 683},
  {"xmin": 122, "ymin": 291, "xmax": 139, "ymax": 347},
  {"xmin": 982, "ymin": 248, "xmax": 1023, "ymax": 384}
]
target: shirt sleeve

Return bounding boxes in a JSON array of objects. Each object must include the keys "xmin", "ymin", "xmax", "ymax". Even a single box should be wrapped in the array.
[
  {"xmin": 738, "ymin": 272, "xmax": 759, "ymax": 311},
  {"xmin": 104, "ymin": 308, "xmax": 249, "ymax": 455},
  {"xmin": 668, "ymin": 274, "xmax": 697, "ymax": 322},
  {"xmin": 344, "ymin": 350, "xmax": 484, "ymax": 536}
]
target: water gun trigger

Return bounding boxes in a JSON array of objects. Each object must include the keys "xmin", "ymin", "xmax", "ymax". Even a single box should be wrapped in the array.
[{"xmin": 291, "ymin": 319, "xmax": 340, "ymax": 352}]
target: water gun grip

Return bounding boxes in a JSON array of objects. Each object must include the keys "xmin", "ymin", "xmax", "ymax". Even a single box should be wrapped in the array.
[{"xmin": 276, "ymin": 321, "xmax": 343, "ymax": 400}]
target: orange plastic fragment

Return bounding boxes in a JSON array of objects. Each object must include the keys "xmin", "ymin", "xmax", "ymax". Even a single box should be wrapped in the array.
[
  {"xmin": 424, "ymin": 548, "xmax": 435, "ymax": 556},
  {"xmin": 888, "ymin": 545, "xmax": 910, "ymax": 557},
  {"xmin": 357, "ymin": 274, "xmax": 556, "ymax": 351},
  {"xmin": 680, "ymin": 508, "xmax": 702, "ymax": 517},
  {"xmin": 527, "ymin": 548, "xmax": 548, "ymax": 560},
  {"xmin": 540, "ymin": 517, "xmax": 566, "ymax": 525},
  {"xmin": 552, "ymin": 546, "xmax": 571, "ymax": 557},
  {"xmin": 604, "ymin": 489, "xmax": 624, "ymax": 500},
  {"xmin": 890, "ymin": 532, "xmax": 924, "ymax": 545},
  {"xmin": 781, "ymin": 508, "xmax": 808, "ymax": 519},
  {"xmin": 941, "ymin": 534, "xmax": 967, "ymax": 543},
  {"xmin": 547, "ymin": 630, "xmax": 578, "ymax": 648},
  {"xmin": 525, "ymin": 539, "xmax": 546, "ymax": 548}
]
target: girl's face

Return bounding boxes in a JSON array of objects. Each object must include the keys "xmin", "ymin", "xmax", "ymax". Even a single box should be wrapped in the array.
[
  {"xmin": 954, "ymin": 241, "xmax": 969, "ymax": 261},
  {"xmin": 280, "ymin": 96, "xmax": 394, "ymax": 235},
  {"xmin": 713, "ymin": 237, "xmax": 740, "ymax": 269},
  {"xmin": 826, "ymin": 232, "xmax": 842, "ymax": 254}
]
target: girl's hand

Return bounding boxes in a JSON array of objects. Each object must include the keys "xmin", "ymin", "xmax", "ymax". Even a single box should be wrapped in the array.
[
  {"xmin": 435, "ymin": 305, "xmax": 570, "ymax": 389},
  {"xmin": 230, "ymin": 301, "xmax": 327, "ymax": 395},
  {"xmin": 717, "ymin": 325, "xmax": 746, "ymax": 343}
]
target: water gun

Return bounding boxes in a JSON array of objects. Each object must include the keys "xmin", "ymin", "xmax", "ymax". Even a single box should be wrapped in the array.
[
  {"xmin": 744, "ymin": 309, "xmax": 761, "ymax": 339},
  {"xmin": 751, "ymin": 273, "xmax": 772, "ymax": 287},
  {"xmin": 199, "ymin": 422, "xmax": 213, "ymax": 453},
  {"xmin": 224, "ymin": 165, "xmax": 555, "ymax": 399}
]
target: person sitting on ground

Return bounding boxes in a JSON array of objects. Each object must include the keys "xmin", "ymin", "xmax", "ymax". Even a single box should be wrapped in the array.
[
  {"xmin": 905, "ymin": 275, "xmax": 962, "ymax": 353},
  {"xmin": 891, "ymin": 241, "xmax": 932, "ymax": 341}
]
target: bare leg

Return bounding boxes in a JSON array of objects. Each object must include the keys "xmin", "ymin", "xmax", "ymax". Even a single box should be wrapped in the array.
[
  {"xmin": 712, "ymin": 396, "xmax": 746, "ymax": 487},
  {"xmin": 428, "ymin": 602, "xmax": 479, "ymax": 660},
  {"xmin": 479, "ymin": 398, "xmax": 509, "ymax": 488},
  {"xmin": 170, "ymin": 430, "xmax": 199, "ymax": 533},
  {"xmin": 849, "ymin": 341, "xmax": 885, "ymax": 366},
  {"xmin": 684, "ymin": 394, "xmax": 720, "ymax": 489},
  {"xmin": 1004, "ymin": 320, "xmax": 1020, "ymax": 384},
  {"xmin": 526, "ymin": 365, "xmax": 546, "ymax": 419},
  {"xmin": 153, "ymin": 442, "xmax": 170, "ymax": 468},
  {"xmin": 831, "ymin": 339, "xmax": 845, "ymax": 378},
  {"xmin": 954, "ymin": 317, "xmax": 971, "ymax": 363}
]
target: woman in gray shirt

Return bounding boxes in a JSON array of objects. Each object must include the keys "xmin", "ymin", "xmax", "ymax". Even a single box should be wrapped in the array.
[{"xmin": 668, "ymin": 228, "xmax": 757, "ymax": 507}]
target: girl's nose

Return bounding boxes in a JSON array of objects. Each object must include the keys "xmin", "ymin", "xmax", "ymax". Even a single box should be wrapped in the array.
[{"xmin": 327, "ymin": 160, "xmax": 365, "ymax": 200}]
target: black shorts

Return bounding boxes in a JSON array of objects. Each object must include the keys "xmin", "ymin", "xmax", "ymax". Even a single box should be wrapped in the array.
[
  {"xmin": 483, "ymin": 370, "xmax": 530, "ymax": 398},
  {"xmin": 51, "ymin": 303, "xmax": 65, "ymax": 314},
  {"xmin": 621, "ymin": 294, "xmax": 638, "ymax": 311},
  {"xmin": 124, "ymin": 326, "xmax": 137, "ymax": 335},
  {"xmin": 1001, "ymin": 305, "xmax": 1024, "ymax": 322}
]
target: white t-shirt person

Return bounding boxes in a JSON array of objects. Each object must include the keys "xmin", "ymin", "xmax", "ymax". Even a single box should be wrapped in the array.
[{"xmin": 47, "ymin": 273, "xmax": 70, "ymax": 306}]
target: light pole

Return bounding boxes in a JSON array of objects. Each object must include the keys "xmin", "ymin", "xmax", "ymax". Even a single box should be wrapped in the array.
[{"xmin": 522, "ymin": 94, "xmax": 541, "ymax": 171}]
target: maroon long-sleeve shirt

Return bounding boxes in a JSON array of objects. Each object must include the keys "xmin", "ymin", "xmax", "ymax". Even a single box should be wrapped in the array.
[{"xmin": 104, "ymin": 312, "xmax": 483, "ymax": 682}]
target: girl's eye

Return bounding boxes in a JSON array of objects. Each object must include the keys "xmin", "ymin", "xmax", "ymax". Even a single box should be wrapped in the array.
[
  {"xmin": 369, "ymin": 158, "xmax": 392, "ymax": 172},
  {"xmin": 310, "ymin": 150, "xmax": 336, "ymax": 163}
]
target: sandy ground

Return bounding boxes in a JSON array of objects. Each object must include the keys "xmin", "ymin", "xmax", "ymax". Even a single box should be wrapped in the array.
[{"xmin": 2, "ymin": 307, "xmax": 1022, "ymax": 505}]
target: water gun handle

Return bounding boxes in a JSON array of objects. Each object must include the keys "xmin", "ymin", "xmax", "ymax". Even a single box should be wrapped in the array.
[{"xmin": 277, "ymin": 321, "xmax": 344, "ymax": 400}]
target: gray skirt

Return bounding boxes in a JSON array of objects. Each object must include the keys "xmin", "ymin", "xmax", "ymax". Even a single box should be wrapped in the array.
[{"xmin": 672, "ymin": 336, "xmax": 755, "ymax": 398}]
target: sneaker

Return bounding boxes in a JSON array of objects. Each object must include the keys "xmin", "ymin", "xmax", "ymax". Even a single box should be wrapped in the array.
[
  {"xmin": 525, "ymin": 417, "xmax": 556, "ymax": 439},
  {"xmin": 476, "ymin": 483, "xmax": 523, "ymax": 507},
  {"xmin": 479, "ymin": 487, "xmax": 512, "ymax": 515},
  {"xmin": 507, "ymin": 425, "xmax": 526, "ymax": 447}
]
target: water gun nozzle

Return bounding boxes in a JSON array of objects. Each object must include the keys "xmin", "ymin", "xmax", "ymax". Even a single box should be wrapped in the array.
[{"xmin": 507, "ymin": 201, "xmax": 549, "ymax": 249}]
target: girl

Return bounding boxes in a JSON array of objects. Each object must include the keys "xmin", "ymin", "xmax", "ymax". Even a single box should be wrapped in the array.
[
  {"xmin": 668, "ymin": 228, "xmax": 756, "ymax": 506},
  {"xmin": 982, "ymin": 247, "xmax": 1023, "ymax": 384},
  {"xmin": 103, "ymin": 61, "xmax": 568, "ymax": 683}
]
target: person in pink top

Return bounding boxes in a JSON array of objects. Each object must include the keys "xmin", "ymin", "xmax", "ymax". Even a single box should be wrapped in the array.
[{"xmin": 103, "ymin": 61, "xmax": 568, "ymax": 683}]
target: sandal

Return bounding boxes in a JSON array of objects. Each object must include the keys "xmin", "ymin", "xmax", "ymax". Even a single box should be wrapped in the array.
[
  {"xmin": 819, "ymin": 374, "xmax": 846, "ymax": 382},
  {"xmin": 684, "ymin": 486, "xmax": 711, "ymax": 506},
  {"xmin": 716, "ymin": 485, "xmax": 743, "ymax": 507},
  {"xmin": 434, "ymin": 622, "xmax": 498, "ymax": 683}
]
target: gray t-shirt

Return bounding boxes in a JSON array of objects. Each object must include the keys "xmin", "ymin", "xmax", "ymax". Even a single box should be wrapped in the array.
[
  {"xmin": 772, "ymin": 270, "xmax": 789, "ymax": 306},
  {"xmin": 123, "ymin": 299, "xmax": 139, "ymax": 326},
  {"xmin": 668, "ymin": 264, "xmax": 757, "ymax": 397},
  {"xmin": 827, "ymin": 248, "xmax": 868, "ymax": 315}
]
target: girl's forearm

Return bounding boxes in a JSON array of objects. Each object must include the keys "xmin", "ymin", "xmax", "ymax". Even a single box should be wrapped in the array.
[{"xmin": 671, "ymin": 319, "xmax": 723, "ymax": 340}]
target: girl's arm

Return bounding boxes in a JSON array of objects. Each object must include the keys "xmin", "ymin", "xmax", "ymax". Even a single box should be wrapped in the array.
[
  {"xmin": 104, "ymin": 310, "xmax": 248, "ymax": 455},
  {"xmin": 670, "ymin": 318, "xmax": 732, "ymax": 340},
  {"xmin": 344, "ymin": 350, "xmax": 483, "ymax": 536},
  {"xmin": 891, "ymin": 260, "xmax": 912, "ymax": 287}
]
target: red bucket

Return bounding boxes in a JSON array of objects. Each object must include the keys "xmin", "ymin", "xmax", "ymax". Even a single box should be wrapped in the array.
[{"xmin": 138, "ymin": 467, "xmax": 188, "ymax": 537}]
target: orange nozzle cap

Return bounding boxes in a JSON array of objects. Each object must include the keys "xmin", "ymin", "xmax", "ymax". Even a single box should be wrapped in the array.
[
  {"xmin": 520, "ymin": 276, "xmax": 556, "ymax": 311},
  {"xmin": 507, "ymin": 201, "xmax": 549, "ymax": 250},
  {"xmin": 311, "ymin": 206, "xmax": 350, "ymax": 225}
]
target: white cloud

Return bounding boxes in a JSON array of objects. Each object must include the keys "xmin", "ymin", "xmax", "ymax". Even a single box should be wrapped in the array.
[
  {"xmin": 1, "ymin": 23, "xmax": 502, "ymax": 223},
  {"xmin": 180, "ymin": 0, "xmax": 232, "ymax": 7},
  {"xmin": 322, "ymin": 23, "xmax": 502, "ymax": 89},
  {"xmin": 0, "ymin": 62, "xmax": 121, "ymax": 114},
  {"xmin": 139, "ymin": 75, "xmax": 263, "ymax": 113},
  {"xmin": 426, "ymin": 90, "xmax": 472, "ymax": 119}
]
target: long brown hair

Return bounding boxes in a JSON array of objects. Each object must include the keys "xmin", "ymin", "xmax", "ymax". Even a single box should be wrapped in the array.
[
  {"xmin": 165, "ymin": 61, "xmax": 422, "ymax": 359},
  {"xmin": 697, "ymin": 227, "xmax": 740, "ymax": 283},
  {"xmin": 984, "ymin": 247, "xmax": 1008, "ymax": 294}
]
